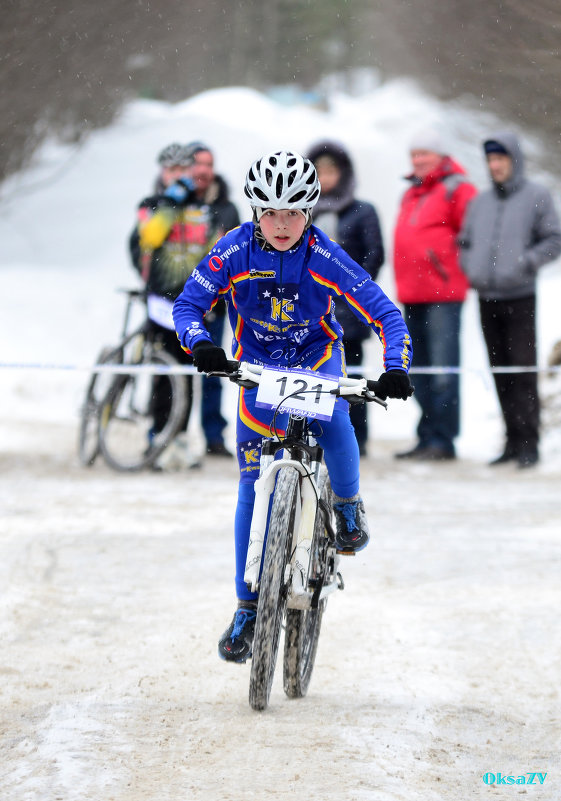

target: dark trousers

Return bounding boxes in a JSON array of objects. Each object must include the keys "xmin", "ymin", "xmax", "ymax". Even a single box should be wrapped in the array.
[
  {"xmin": 344, "ymin": 339, "xmax": 368, "ymax": 451},
  {"xmin": 151, "ymin": 316, "xmax": 228, "ymax": 446},
  {"xmin": 404, "ymin": 302, "xmax": 462, "ymax": 454},
  {"xmin": 201, "ymin": 312, "xmax": 228, "ymax": 446},
  {"xmin": 150, "ymin": 323, "xmax": 193, "ymax": 434},
  {"xmin": 479, "ymin": 295, "xmax": 540, "ymax": 455}
]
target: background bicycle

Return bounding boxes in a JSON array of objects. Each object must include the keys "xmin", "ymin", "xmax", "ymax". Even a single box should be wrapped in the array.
[
  {"xmin": 78, "ymin": 289, "xmax": 193, "ymax": 472},
  {"xmin": 542, "ymin": 338, "xmax": 561, "ymax": 431}
]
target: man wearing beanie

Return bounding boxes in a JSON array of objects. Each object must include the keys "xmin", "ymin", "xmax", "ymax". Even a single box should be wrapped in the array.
[
  {"xmin": 459, "ymin": 132, "xmax": 561, "ymax": 468},
  {"xmin": 393, "ymin": 127, "xmax": 477, "ymax": 461}
]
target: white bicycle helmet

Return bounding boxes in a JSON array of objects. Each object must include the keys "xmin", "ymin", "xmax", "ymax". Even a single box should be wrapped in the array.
[
  {"xmin": 244, "ymin": 150, "xmax": 321, "ymax": 211},
  {"xmin": 157, "ymin": 143, "xmax": 193, "ymax": 168}
]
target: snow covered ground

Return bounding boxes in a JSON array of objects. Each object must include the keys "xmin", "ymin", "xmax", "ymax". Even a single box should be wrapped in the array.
[{"xmin": 1, "ymin": 81, "xmax": 560, "ymax": 800}]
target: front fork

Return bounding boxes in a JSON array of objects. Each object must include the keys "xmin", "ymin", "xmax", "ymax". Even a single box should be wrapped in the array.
[
  {"xmin": 243, "ymin": 442, "xmax": 341, "ymax": 608},
  {"xmin": 243, "ymin": 454, "xmax": 314, "ymax": 594}
]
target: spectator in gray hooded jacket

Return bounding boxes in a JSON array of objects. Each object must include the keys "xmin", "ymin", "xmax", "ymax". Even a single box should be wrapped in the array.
[{"xmin": 459, "ymin": 131, "xmax": 561, "ymax": 468}]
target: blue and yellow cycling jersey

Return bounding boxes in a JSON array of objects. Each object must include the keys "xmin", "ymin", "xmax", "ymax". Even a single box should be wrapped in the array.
[{"xmin": 173, "ymin": 222, "xmax": 412, "ymax": 372}]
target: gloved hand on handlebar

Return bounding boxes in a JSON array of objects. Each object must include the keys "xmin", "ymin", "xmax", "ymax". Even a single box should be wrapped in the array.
[
  {"xmin": 192, "ymin": 340, "xmax": 229, "ymax": 373},
  {"xmin": 375, "ymin": 369, "xmax": 413, "ymax": 401}
]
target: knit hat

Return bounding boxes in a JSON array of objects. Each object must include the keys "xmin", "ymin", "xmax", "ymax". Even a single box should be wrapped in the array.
[
  {"xmin": 185, "ymin": 140, "xmax": 212, "ymax": 159},
  {"xmin": 483, "ymin": 140, "xmax": 509, "ymax": 156},
  {"xmin": 409, "ymin": 127, "xmax": 447, "ymax": 155}
]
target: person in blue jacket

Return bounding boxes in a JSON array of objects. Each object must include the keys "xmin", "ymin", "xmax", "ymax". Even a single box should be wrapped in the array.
[
  {"xmin": 173, "ymin": 150, "xmax": 413, "ymax": 663},
  {"xmin": 307, "ymin": 140, "xmax": 385, "ymax": 456}
]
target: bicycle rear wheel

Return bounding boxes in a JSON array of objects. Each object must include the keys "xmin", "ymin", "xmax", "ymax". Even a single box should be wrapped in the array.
[
  {"xmin": 283, "ymin": 471, "xmax": 331, "ymax": 699},
  {"xmin": 98, "ymin": 349, "xmax": 189, "ymax": 472},
  {"xmin": 249, "ymin": 467, "xmax": 299, "ymax": 711},
  {"xmin": 78, "ymin": 346, "xmax": 120, "ymax": 466}
]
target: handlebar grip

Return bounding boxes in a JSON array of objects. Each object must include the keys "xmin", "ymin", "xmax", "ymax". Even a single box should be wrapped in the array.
[{"xmin": 366, "ymin": 379, "xmax": 415, "ymax": 399}]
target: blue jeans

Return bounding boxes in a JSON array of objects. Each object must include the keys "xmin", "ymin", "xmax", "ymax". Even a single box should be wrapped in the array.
[
  {"xmin": 404, "ymin": 302, "xmax": 462, "ymax": 454},
  {"xmin": 201, "ymin": 312, "xmax": 228, "ymax": 445}
]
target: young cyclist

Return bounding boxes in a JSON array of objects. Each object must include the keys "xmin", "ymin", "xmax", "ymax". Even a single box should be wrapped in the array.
[{"xmin": 173, "ymin": 151, "xmax": 413, "ymax": 663}]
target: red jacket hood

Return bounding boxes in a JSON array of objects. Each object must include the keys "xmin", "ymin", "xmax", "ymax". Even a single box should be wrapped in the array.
[{"xmin": 405, "ymin": 157, "xmax": 468, "ymax": 190}]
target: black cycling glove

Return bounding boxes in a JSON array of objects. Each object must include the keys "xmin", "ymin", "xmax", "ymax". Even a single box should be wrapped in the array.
[
  {"xmin": 192, "ymin": 341, "xmax": 229, "ymax": 373},
  {"xmin": 375, "ymin": 370, "xmax": 413, "ymax": 401}
]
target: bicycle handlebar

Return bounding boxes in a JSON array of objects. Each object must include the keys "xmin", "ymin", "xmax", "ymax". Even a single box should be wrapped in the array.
[{"xmin": 209, "ymin": 361, "xmax": 408, "ymax": 408}]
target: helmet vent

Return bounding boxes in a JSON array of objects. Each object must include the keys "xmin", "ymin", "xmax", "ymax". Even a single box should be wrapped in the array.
[{"xmin": 244, "ymin": 150, "xmax": 320, "ymax": 212}]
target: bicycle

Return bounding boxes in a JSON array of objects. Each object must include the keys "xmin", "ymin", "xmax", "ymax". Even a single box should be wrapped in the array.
[
  {"xmin": 214, "ymin": 360, "xmax": 389, "ymax": 711},
  {"xmin": 78, "ymin": 289, "xmax": 193, "ymax": 472},
  {"xmin": 542, "ymin": 338, "xmax": 561, "ymax": 431}
]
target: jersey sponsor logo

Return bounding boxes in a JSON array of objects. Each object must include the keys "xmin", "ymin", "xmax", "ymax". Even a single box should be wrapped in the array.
[
  {"xmin": 252, "ymin": 329, "xmax": 278, "ymax": 343},
  {"xmin": 311, "ymin": 240, "xmax": 359, "ymax": 279},
  {"xmin": 187, "ymin": 321, "xmax": 204, "ymax": 338},
  {"xmin": 291, "ymin": 328, "xmax": 310, "ymax": 344},
  {"xmin": 334, "ymin": 257, "xmax": 358, "ymax": 279},
  {"xmin": 311, "ymin": 243, "xmax": 331, "ymax": 260},
  {"xmin": 238, "ymin": 438, "xmax": 262, "ymax": 472},
  {"xmin": 211, "ymin": 242, "xmax": 240, "ymax": 269},
  {"xmin": 271, "ymin": 296, "xmax": 294, "ymax": 321},
  {"xmin": 249, "ymin": 269, "xmax": 276, "ymax": 279},
  {"xmin": 268, "ymin": 346, "xmax": 298, "ymax": 361},
  {"xmin": 400, "ymin": 335, "xmax": 412, "ymax": 369},
  {"xmin": 250, "ymin": 318, "xmax": 281, "ymax": 334},
  {"xmin": 243, "ymin": 447, "xmax": 260, "ymax": 466},
  {"xmin": 192, "ymin": 268, "xmax": 217, "ymax": 293}
]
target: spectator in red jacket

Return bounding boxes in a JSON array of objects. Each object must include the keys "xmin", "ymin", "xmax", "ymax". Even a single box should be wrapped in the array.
[{"xmin": 393, "ymin": 128, "xmax": 477, "ymax": 460}]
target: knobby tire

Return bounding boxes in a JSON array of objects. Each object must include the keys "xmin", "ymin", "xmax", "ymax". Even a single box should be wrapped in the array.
[
  {"xmin": 78, "ymin": 346, "xmax": 121, "ymax": 466},
  {"xmin": 283, "ymin": 470, "xmax": 330, "ymax": 699},
  {"xmin": 249, "ymin": 467, "xmax": 300, "ymax": 711},
  {"xmin": 98, "ymin": 350, "xmax": 190, "ymax": 472}
]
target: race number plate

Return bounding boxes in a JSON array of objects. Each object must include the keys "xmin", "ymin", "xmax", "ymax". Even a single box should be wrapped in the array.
[
  {"xmin": 147, "ymin": 294, "xmax": 175, "ymax": 331},
  {"xmin": 255, "ymin": 366, "xmax": 338, "ymax": 421}
]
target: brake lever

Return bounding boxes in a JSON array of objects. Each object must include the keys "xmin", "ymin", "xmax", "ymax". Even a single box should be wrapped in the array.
[
  {"xmin": 331, "ymin": 386, "xmax": 388, "ymax": 409},
  {"xmin": 364, "ymin": 390, "xmax": 388, "ymax": 409}
]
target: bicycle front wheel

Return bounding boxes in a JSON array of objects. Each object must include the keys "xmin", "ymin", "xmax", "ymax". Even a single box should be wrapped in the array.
[
  {"xmin": 78, "ymin": 346, "xmax": 120, "ymax": 467},
  {"xmin": 98, "ymin": 350, "xmax": 189, "ymax": 472},
  {"xmin": 283, "ymin": 471, "xmax": 330, "ymax": 699},
  {"xmin": 249, "ymin": 467, "xmax": 299, "ymax": 711}
]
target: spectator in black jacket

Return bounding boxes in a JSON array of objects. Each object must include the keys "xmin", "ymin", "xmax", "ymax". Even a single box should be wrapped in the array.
[
  {"xmin": 307, "ymin": 140, "xmax": 385, "ymax": 456},
  {"xmin": 130, "ymin": 142, "xmax": 240, "ymax": 459}
]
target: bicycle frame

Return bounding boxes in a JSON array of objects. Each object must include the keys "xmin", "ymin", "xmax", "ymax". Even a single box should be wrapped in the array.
[{"xmin": 240, "ymin": 365, "xmax": 349, "ymax": 611}]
